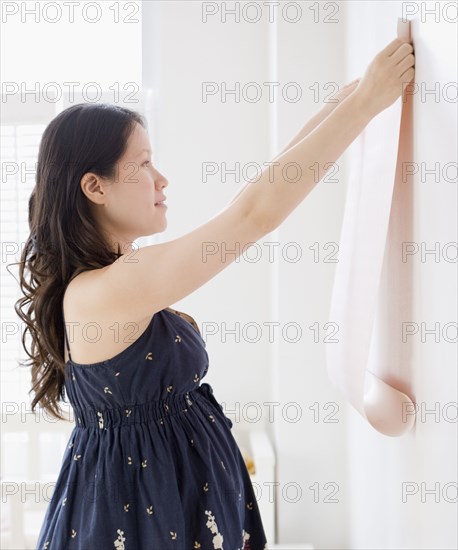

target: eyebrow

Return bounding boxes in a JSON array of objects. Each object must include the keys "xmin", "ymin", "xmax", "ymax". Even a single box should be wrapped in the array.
[{"xmin": 137, "ymin": 148, "xmax": 152, "ymax": 157}]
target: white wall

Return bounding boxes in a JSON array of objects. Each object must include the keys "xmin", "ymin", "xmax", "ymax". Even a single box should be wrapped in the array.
[
  {"xmin": 273, "ymin": 3, "xmax": 349, "ymax": 546},
  {"xmin": 342, "ymin": 2, "xmax": 457, "ymax": 549},
  {"xmin": 272, "ymin": 1, "xmax": 457, "ymax": 548}
]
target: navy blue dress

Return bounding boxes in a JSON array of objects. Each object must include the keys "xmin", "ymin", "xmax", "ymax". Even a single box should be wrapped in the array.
[{"xmin": 35, "ymin": 306, "xmax": 268, "ymax": 550}]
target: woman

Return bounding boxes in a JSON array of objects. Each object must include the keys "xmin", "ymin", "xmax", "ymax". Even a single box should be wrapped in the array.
[{"xmin": 13, "ymin": 37, "xmax": 413, "ymax": 550}]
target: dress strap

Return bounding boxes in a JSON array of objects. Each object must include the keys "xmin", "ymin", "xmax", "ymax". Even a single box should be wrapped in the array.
[{"xmin": 62, "ymin": 300, "xmax": 72, "ymax": 362}]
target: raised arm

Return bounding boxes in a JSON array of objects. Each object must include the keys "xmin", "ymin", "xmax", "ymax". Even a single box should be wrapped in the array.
[
  {"xmin": 229, "ymin": 78, "xmax": 361, "ymax": 206},
  {"xmin": 231, "ymin": 37, "xmax": 414, "ymax": 228},
  {"xmin": 97, "ymin": 37, "xmax": 414, "ymax": 322}
]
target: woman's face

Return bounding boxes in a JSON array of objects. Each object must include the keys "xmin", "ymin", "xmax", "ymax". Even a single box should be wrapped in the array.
[{"xmin": 83, "ymin": 122, "xmax": 169, "ymax": 254}]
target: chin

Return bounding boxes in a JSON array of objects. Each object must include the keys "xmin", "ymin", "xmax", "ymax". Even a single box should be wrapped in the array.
[{"xmin": 152, "ymin": 220, "xmax": 168, "ymax": 234}]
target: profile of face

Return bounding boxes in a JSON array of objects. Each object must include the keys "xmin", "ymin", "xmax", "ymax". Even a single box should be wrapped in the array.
[{"xmin": 81, "ymin": 122, "xmax": 169, "ymax": 254}]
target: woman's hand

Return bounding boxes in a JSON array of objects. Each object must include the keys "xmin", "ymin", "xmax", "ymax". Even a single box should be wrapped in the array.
[{"xmin": 354, "ymin": 37, "xmax": 415, "ymax": 118}]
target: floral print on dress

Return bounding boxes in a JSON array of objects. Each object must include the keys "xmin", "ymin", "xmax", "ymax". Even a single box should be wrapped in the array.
[
  {"xmin": 113, "ymin": 528, "xmax": 125, "ymax": 549},
  {"xmin": 205, "ymin": 510, "xmax": 224, "ymax": 549}
]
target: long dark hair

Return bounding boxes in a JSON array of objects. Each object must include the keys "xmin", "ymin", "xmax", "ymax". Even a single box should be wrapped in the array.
[{"xmin": 7, "ymin": 103, "xmax": 146, "ymax": 420}]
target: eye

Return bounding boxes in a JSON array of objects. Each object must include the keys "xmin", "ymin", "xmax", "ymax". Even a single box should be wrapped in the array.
[{"xmin": 142, "ymin": 160, "xmax": 150, "ymax": 167}]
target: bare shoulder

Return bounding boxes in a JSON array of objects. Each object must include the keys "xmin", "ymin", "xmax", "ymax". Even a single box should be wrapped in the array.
[
  {"xmin": 64, "ymin": 267, "xmax": 113, "ymax": 320},
  {"xmin": 64, "ymin": 265, "xmax": 152, "ymax": 327},
  {"xmin": 63, "ymin": 267, "xmax": 152, "ymax": 365}
]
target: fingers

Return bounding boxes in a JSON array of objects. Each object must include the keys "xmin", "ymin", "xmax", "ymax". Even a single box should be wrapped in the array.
[
  {"xmin": 398, "ymin": 57, "xmax": 415, "ymax": 80},
  {"xmin": 379, "ymin": 37, "xmax": 409, "ymax": 58},
  {"xmin": 390, "ymin": 41, "xmax": 414, "ymax": 64},
  {"xmin": 402, "ymin": 68, "xmax": 415, "ymax": 84}
]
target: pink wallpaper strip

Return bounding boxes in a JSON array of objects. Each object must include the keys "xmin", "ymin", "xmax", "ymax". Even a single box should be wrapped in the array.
[{"xmin": 326, "ymin": 19, "xmax": 416, "ymax": 436}]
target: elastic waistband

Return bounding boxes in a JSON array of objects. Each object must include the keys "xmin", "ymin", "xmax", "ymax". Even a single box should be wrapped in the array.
[{"xmin": 73, "ymin": 384, "xmax": 215, "ymax": 429}]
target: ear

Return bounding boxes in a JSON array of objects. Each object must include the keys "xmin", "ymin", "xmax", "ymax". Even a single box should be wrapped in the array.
[{"xmin": 80, "ymin": 172, "xmax": 108, "ymax": 206}]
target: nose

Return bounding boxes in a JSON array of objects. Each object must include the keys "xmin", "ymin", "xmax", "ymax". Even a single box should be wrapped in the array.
[{"xmin": 155, "ymin": 169, "xmax": 168, "ymax": 189}]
